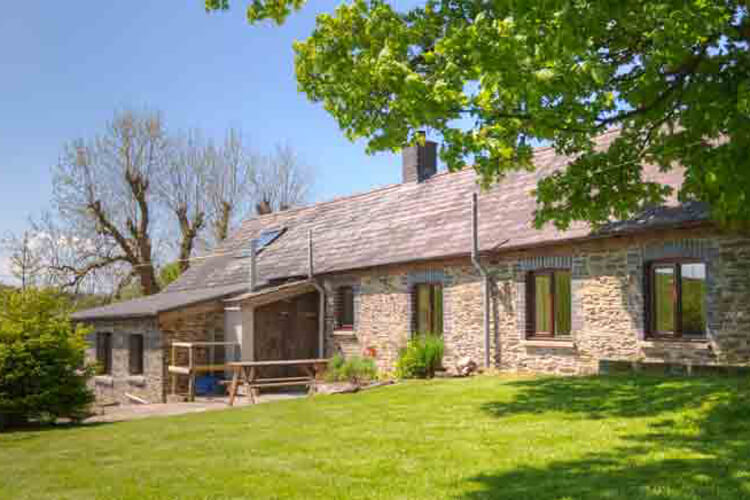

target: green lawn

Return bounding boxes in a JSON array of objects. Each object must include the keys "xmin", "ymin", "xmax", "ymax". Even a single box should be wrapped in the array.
[{"xmin": 2, "ymin": 375, "xmax": 750, "ymax": 499}]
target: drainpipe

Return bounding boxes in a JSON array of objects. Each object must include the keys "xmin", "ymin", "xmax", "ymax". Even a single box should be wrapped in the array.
[
  {"xmin": 470, "ymin": 193, "xmax": 491, "ymax": 369},
  {"xmin": 242, "ymin": 238, "xmax": 259, "ymax": 362},
  {"xmin": 308, "ymin": 230, "xmax": 326, "ymax": 358}
]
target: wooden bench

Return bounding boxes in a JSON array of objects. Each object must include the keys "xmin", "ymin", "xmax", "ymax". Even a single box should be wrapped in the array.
[{"xmin": 227, "ymin": 359, "xmax": 329, "ymax": 406}]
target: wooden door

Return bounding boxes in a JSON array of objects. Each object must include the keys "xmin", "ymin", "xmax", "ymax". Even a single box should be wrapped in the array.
[
  {"xmin": 285, "ymin": 292, "xmax": 318, "ymax": 360},
  {"xmin": 253, "ymin": 291, "xmax": 319, "ymax": 378}
]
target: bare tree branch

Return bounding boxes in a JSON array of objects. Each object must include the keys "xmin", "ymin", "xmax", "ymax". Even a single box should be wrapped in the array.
[
  {"xmin": 2, "ymin": 231, "xmax": 44, "ymax": 290},
  {"xmin": 207, "ymin": 129, "xmax": 257, "ymax": 243},
  {"xmin": 51, "ymin": 109, "xmax": 166, "ymax": 296},
  {"xmin": 158, "ymin": 130, "xmax": 210, "ymax": 272},
  {"xmin": 253, "ymin": 144, "xmax": 311, "ymax": 214}
]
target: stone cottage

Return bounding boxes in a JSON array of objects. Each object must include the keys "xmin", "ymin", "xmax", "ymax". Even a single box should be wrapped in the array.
[{"xmin": 73, "ymin": 130, "xmax": 750, "ymax": 404}]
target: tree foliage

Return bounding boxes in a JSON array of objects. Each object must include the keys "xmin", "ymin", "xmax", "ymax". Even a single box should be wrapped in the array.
[
  {"xmin": 0, "ymin": 288, "xmax": 94, "ymax": 427},
  {"xmin": 158, "ymin": 261, "xmax": 182, "ymax": 288},
  {"xmin": 209, "ymin": 0, "xmax": 750, "ymax": 229}
]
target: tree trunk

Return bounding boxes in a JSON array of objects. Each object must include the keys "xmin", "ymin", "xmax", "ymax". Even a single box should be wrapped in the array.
[
  {"xmin": 176, "ymin": 206, "xmax": 204, "ymax": 273},
  {"xmin": 215, "ymin": 201, "xmax": 232, "ymax": 243},
  {"xmin": 178, "ymin": 239, "xmax": 194, "ymax": 273},
  {"xmin": 136, "ymin": 231, "xmax": 160, "ymax": 295},
  {"xmin": 137, "ymin": 261, "xmax": 160, "ymax": 296}
]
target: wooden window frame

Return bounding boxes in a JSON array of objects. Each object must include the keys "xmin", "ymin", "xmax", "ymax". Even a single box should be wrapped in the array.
[
  {"xmin": 412, "ymin": 282, "xmax": 444, "ymax": 337},
  {"xmin": 335, "ymin": 286, "xmax": 355, "ymax": 330},
  {"xmin": 526, "ymin": 269, "xmax": 572, "ymax": 339},
  {"xmin": 647, "ymin": 259, "xmax": 707, "ymax": 339},
  {"xmin": 96, "ymin": 332, "xmax": 112, "ymax": 375},
  {"xmin": 129, "ymin": 334, "xmax": 145, "ymax": 375}
]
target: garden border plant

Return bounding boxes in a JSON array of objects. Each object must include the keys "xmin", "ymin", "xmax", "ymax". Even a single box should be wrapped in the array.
[
  {"xmin": 396, "ymin": 334, "xmax": 444, "ymax": 379},
  {"xmin": 325, "ymin": 353, "xmax": 378, "ymax": 386}
]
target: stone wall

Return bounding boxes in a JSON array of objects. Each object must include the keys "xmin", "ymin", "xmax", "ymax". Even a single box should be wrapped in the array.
[
  {"xmin": 84, "ymin": 317, "xmax": 164, "ymax": 405},
  {"xmin": 82, "ymin": 227, "xmax": 750, "ymax": 406},
  {"xmin": 489, "ymin": 229, "xmax": 748, "ymax": 374},
  {"xmin": 323, "ymin": 259, "xmax": 487, "ymax": 374},
  {"xmin": 82, "ymin": 299, "xmax": 229, "ymax": 405},
  {"xmin": 159, "ymin": 300, "xmax": 226, "ymax": 397},
  {"xmin": 323, "ymin": 227, "xmax": 750, "ymax": 376},
  {"xmin": 325, "ymin": 271, "xmax": 411, "ymax": 372}
]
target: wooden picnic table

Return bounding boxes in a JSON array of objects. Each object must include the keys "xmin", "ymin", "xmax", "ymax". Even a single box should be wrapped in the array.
[{"xmin": 227, "ymin": 358, "xmax": 329, "ymax": 406}]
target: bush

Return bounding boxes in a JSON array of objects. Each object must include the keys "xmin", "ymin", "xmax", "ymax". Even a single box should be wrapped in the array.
[
  {"xmin": 396, "ymin": 334, "xmax": 444, "ymax": 379},
  {"xmin": 326, "ymin": 353, "xmax": 377, "ymax": 385},
  {"xmin": 0, "ymin": 288, "xmax": 94, "ymax": 428}
]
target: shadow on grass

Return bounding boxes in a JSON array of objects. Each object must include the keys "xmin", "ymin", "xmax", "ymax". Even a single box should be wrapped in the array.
[
  {"xmin": 1, "ymin": 420, "xmax": 112, "ymax": 437},
  {"xmin": 464, "ymin": 375, "xmax": 750, "ymax": 499},
  {"xmin": 481, "ymin": 375, "xmax": 740, "ymax": 420}
]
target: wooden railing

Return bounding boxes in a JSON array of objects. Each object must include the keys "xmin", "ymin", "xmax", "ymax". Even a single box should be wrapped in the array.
[{"xmin": 168, "ymin": 341, "xmax": 240, "ymax": 401}]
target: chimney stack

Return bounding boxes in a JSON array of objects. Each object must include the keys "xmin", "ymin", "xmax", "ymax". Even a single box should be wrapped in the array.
[
  {"xmin": 402, "ymin": 131, "xmax": 437, "ymax": 183},
  {"xmin": 256, "ymin": 199, "xmax": 272, "ymax": 215}
]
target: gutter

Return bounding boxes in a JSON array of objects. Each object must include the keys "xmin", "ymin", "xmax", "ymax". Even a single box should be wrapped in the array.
[
  {"xmin": 308, "ymin": 230, "xmax": 326, "ymax": 358},
  {"xmin": 470, "ymin": 193, "xmax": 492, "ymax": 369}
]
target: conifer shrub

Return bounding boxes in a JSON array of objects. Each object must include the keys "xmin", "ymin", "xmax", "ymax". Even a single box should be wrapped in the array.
[{"xmin": 0, "ymin": 288, "xmax": 94, "ymax": 428}]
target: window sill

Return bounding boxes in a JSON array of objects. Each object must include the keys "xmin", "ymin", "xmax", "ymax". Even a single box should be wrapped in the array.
[
  {"xmin": 640, "ymin": 339, "xmax": 711, "ymax": 349},
  {"xmin": 333, "ymin": 329, "xmax": 357, "ymax": 338},
  {"xmin": 522, "ymin": 338, "xmax": 575, "ymax": 349},
  {"xmin": 127, "ymin": 375, "xmax": 146, "ymax": 386},
  {"xmin": 94, "ymin": 375, "xmax": 114, "ymax": 387}
]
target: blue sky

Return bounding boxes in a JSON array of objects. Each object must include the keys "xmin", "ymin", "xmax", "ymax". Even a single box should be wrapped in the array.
[{"xmin": 0, "ymin": 1, "xmax": 422, "ymax": 281}]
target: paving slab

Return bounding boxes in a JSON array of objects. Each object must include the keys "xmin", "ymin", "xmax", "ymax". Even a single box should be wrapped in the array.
[{"xmin": 85, "ymin": 392, "xmax": 306, "ymax": 423}]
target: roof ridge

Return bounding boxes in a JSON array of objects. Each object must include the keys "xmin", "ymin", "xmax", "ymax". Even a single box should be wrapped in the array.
[
  {"xmin": 242, "ymin": 130, "xmax": 622, "ymax": 226},
  {"xmin": 247, "ymin": 168, "xmax": 478, "ymax": 224}
]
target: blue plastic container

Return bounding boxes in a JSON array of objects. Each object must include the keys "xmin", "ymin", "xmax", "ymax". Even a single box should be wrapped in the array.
[{"xmin": 195, "ymin": 375, "xmax": 220, "ymax": 396}]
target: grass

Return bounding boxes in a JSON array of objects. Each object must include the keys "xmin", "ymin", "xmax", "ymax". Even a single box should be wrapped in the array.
[{"xmin": 2, "ymin": 375, "xmax": 750, "ymax": 499}]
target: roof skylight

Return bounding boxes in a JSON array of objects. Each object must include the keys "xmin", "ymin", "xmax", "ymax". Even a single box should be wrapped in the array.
[{"xmin": 255, "ymin": 227, "xmax": 285, "ymax": 254}]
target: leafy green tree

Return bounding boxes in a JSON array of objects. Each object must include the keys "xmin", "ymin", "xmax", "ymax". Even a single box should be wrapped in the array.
[
  {"xmin": 0, "ymin": 289, "xmax": 94, "ymax": 428},
  {"xmin": 207, "ymin": 0, "xmax": 750, "ymax": 228}
]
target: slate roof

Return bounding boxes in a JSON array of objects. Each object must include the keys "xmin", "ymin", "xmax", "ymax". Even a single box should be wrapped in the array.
[
  {"xmin": 73, "ymin": 129, "xmax": 709, "ymax": 320},
  {"xmin": 71, "ymin": 283, "xmax": 249, "ymax": 320}
]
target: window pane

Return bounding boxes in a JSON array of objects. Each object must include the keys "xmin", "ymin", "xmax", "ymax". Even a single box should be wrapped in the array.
[
  {"xmin": 340, "ymin": 287, "xmax": 354, "ymax": 327},
  {"xmin": 554, "ymin": 271, "xmax": 572, "ymax": 336},
  {"xmin": 255, "ymin": 228, "xmax": 284, "ymax": 253},
  {"xmin": 97, "ymin": 332, "xmax": 112, "ymax": 374},
  {"xmin": 432, "ymin": 285, "xmax": 443, "ymax": 336},
  {"xmin": 681, "ymin": 263, "xmax": 706, "ymax": 336},
  {"xmin": 654, "ymin": 266, "xmax": 675, "ymax": 333},
  {"xmin": 416, "ymin": 284, "xmax": 431, "ymax": 335},
  {"xmin": 535, "ymin": 274, "xmax": 552, "ymax": 334},
  {"xmin": 129, "ymin": 335, "xmax": 144, "ymax": 375}
]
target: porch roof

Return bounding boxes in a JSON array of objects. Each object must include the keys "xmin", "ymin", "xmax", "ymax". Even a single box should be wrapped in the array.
[{"xmin": 224, "ymin": 280, "xmax": 317, "ymax": 308}]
